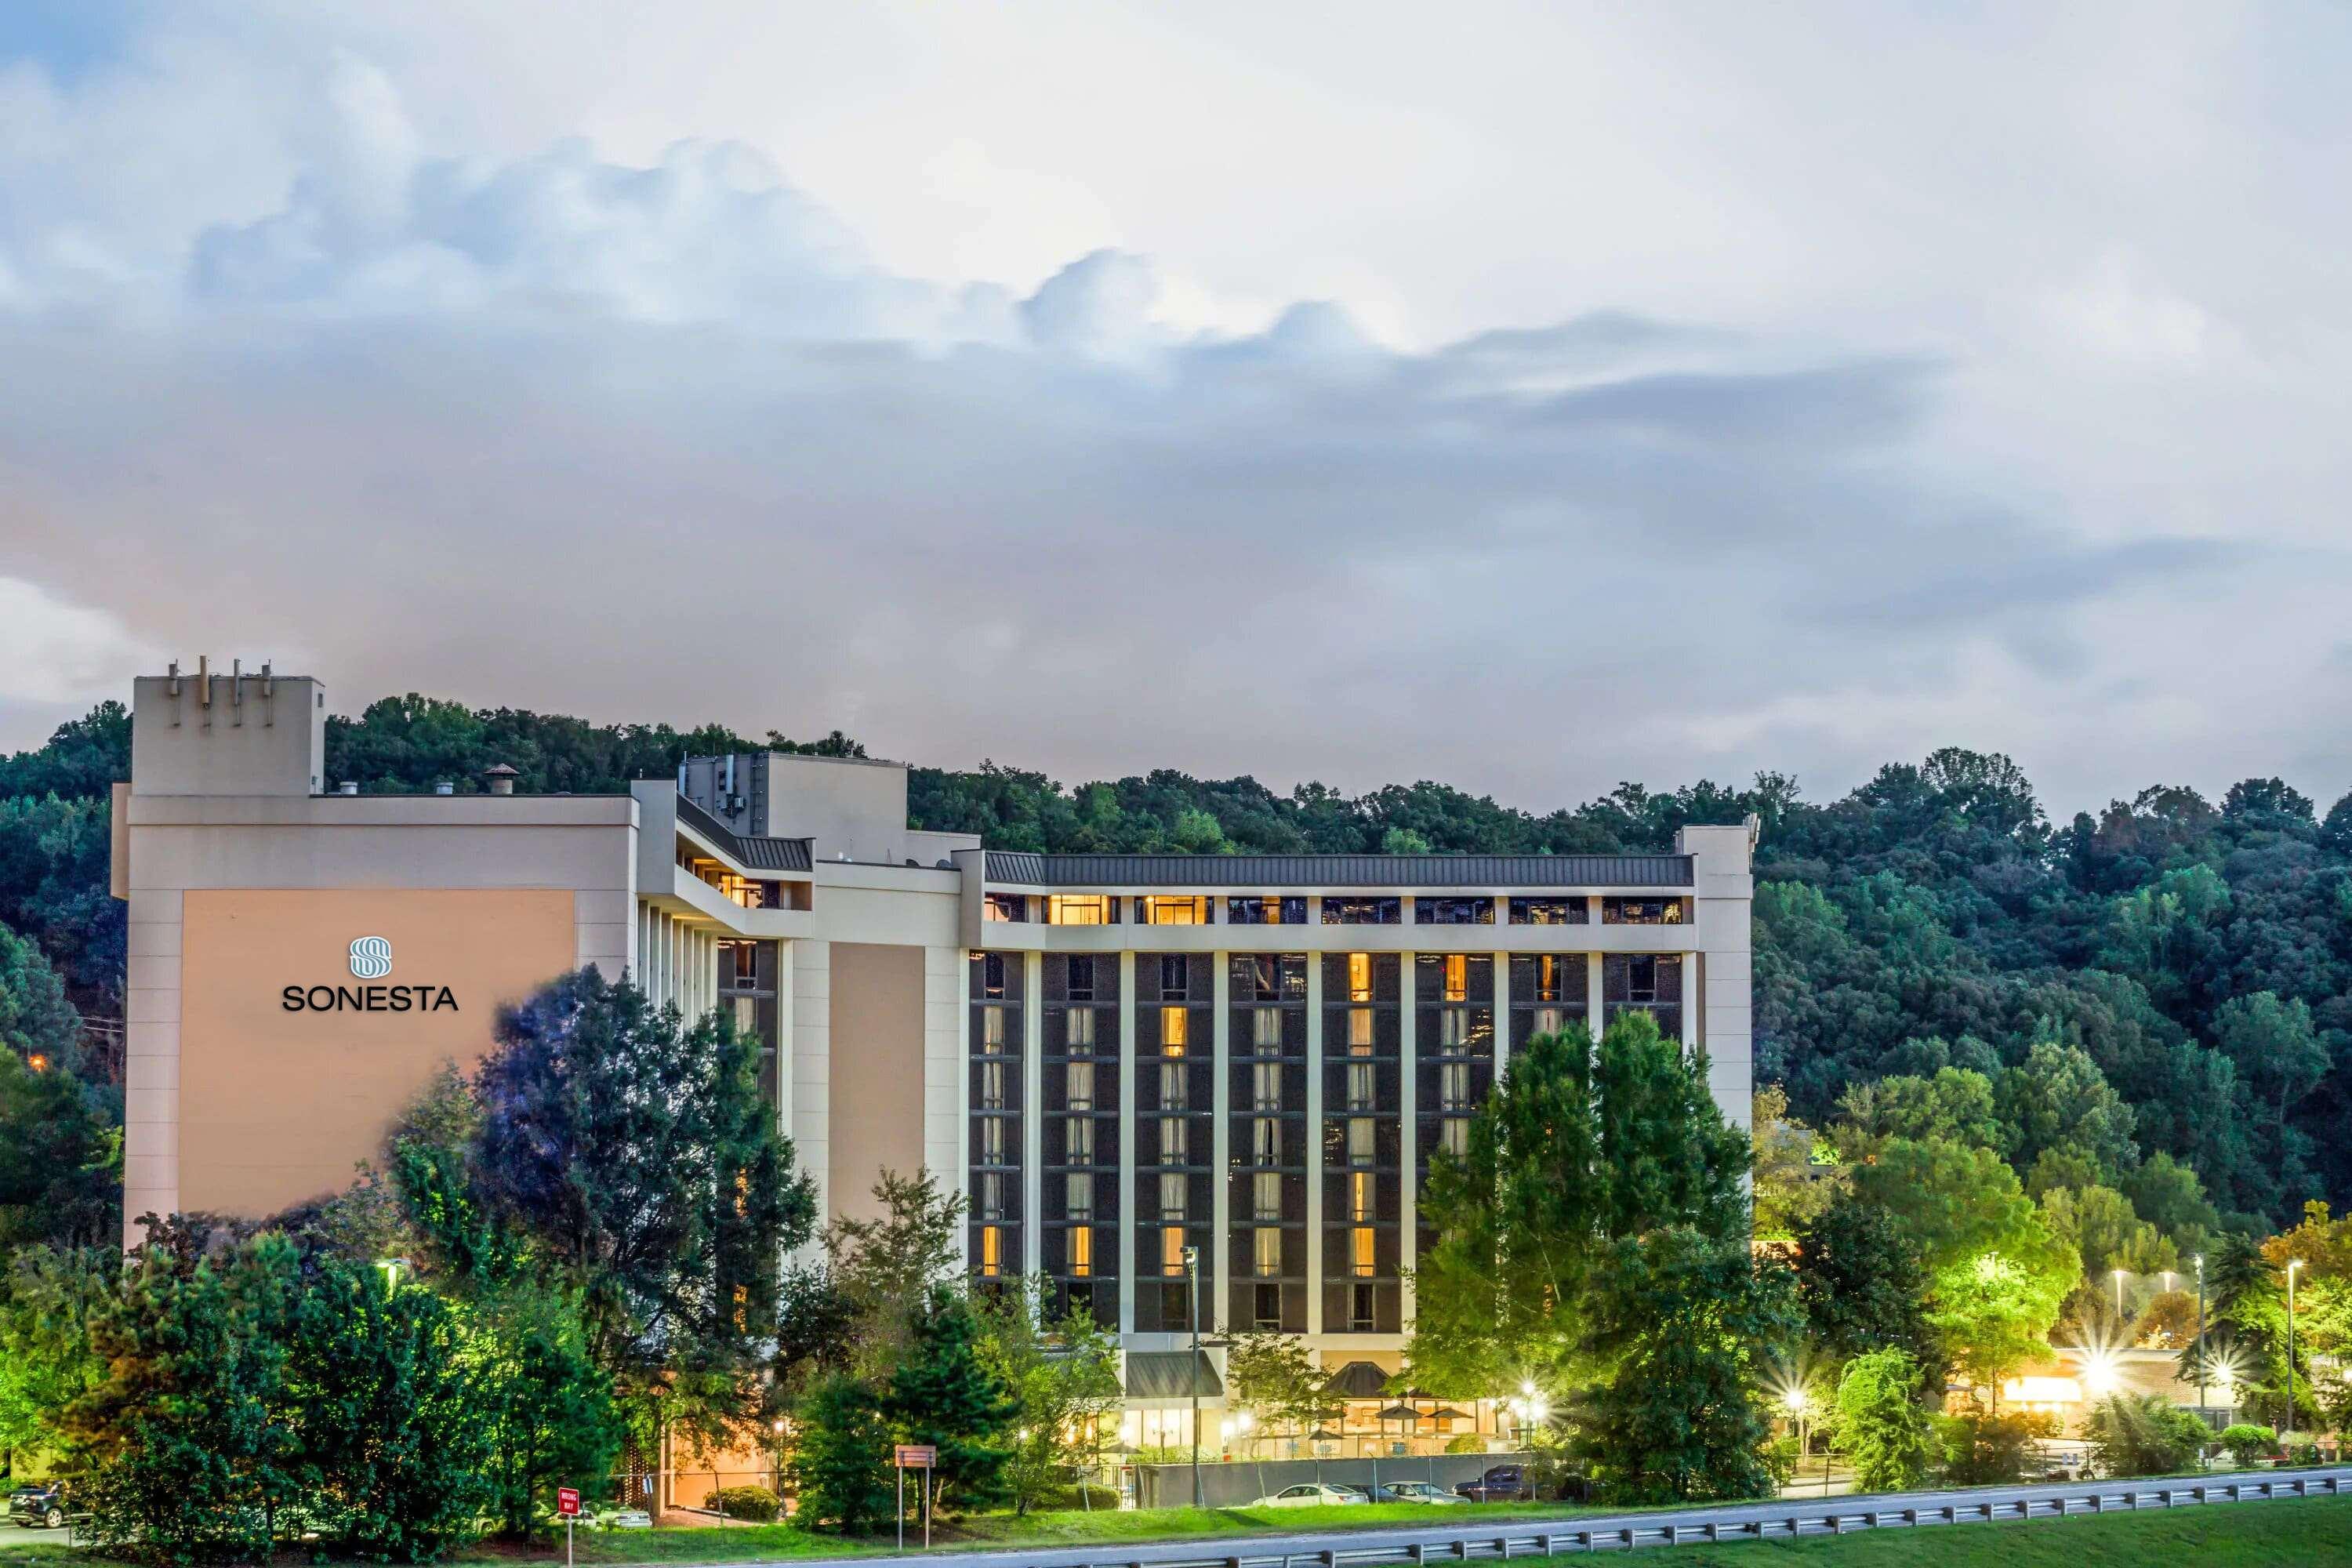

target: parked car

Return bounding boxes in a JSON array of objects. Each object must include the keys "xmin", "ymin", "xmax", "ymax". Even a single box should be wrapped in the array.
[
  {"xmin": 1371, "ymin": 1480, "xmax": 1465, "ymax": 1504},
  {"xmin": 1455, "ymin": 1465, "xmax": 1535, "ymax": 1502},
  {"xmin": 7, "ymin": 1481, "xmax": 70, "ymax": 1530},
  {"xmin": 1254, "ymin": 1483, "xmax": 1368, "ymax": 1508}
]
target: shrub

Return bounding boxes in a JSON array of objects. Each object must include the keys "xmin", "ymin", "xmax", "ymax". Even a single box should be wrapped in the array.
[
  {"xmin": 2217, "ymin": 1423, "xmax": 2276, "ymax": 1468},
  {"xmin": 2082, "ymin": 1394, "xmax": 2207, "ymax": 1478},
  {"xmin": 1935, "ymin": 1410, "xmax": 2056, "ymax": 1486},
  {"xmin": 1444, "ymin": 1433, "xmax": 1487, "ymax": 1454},
  {"xmin": 703, "ymin": 1486, "xmax": 779, "ymax": 1523}
]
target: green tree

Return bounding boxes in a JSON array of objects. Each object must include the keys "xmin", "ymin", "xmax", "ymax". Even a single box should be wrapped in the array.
[
  {"xmin": 471, "ymin": 1279, "xmax": 622, "ymax": 1541},
  {"xmin": 0, "ymin": 1047, "xmax": 119, "ymax": 1250},
  {"xmin": 822, "ymin": 1168, "xmax": 965, "ymax": 1378},
  {"xmin": 787, "ymin": 1374, "xmax": 895, "ymax": 1534},
  {"xmin": 1592, "ymin": 1011, "xmax": 1749, "ymax": 1243},
  {"xmin": 471, "ymin": 967, "xmax": 816, "ymax": 1440},
  {"xmin": 67, "ymin": 1221, "xmax": 306, "ymax": 1563},
  {"xmin": 1749, "ymin": 1085, "xmax": 1835, "ymax": 1243},
  {"xmin": 2040, "ymin": 1184, "xmax": 2176, "ymax": 1287},
  {"xmin": 971, "ymin": 1278, "xmax": 1120, "ymax": 1515},
  {"xmin": 1935, "ymin": 1409, "xmax": 2056, "ymax": 1485},
  {"xmin": 1828, "ymin": 1348, "xmax": 1935, "ymax": 1493},
  {"xmin": 1832, "ymin": 1067, "xmax": 2001, "ymax": 1160},
  {"xmin": 1792, "ymin": 1196, "xmax": 1935, "ymax": 1367},
  {"xmin": 1571, "ymin": 1228, "xmax": 1798, "ymax": 1504},
  {"xmin": 0, "ymin": 1247, "xmax": 114, "ymax": 1472},
  {"xmin": 885, "ymin": 1287, "xmax": 1017, "ymax": 1515},
  {"xmin": 1996, "ymin": 1040, "xmax": 2140, "ymax": 1185},
  {"xmin": 2212, "ymin": 993, "xmax": 2327, "ymax": 1191},
  {"xmin": 285, "ymin": 1257, "xmax": 496, "ymax": 1561},
  {"xmin": 1224, "ymin": 1330, "xmax": 1338, "ymax": 1449}
]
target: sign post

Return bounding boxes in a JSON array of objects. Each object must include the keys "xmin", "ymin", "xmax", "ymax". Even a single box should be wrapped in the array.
[
  {"xmin": 895, "ymin": 1445, "xmax": 936, "ymax": 1551},
  {"xmin": 557, "ymin": 1486, "xmax": 580, "ymax": 1568}
]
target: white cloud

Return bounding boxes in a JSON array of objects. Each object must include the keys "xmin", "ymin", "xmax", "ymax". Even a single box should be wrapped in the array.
[{"xmin": 0, "ymin": 578, "xmax": 158, "ymax": 705}]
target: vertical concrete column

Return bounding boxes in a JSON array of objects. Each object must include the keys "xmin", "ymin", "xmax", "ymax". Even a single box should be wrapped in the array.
[
  {"xmin": 792, "ymin": 939, "xmax": 833, "ymax": 1230},
  {"xmin": 1585, "ymin": 949, "xmax": 1605, "ymax": 1037},
  {"xmin": 1210, "ymin": 951, "xmax": 1230, "ymax": 1334},
  {"xmin": 1492, "ymin": 944, "xmax": 1512, "ymax": 1081},
  {"xmin": 1397, "ymin": 948, "xmax": 1417, "ymax": 1325},
  {"xmin": 1303, "ymin": 949, "xmax": 1323, "ymax": 1338},
  {"xmin": 1024, "ymin": 950, "xmax": 1045, "ymax": 1279},
  {"xmin": 774, "ymin": 942, "xmax": 797, "ymax": 1148},
  {"xmin": 122, "ymin": 887, "xmax": 184, "ymax": 1249},
  {"xmin": 1680, "ymin": 947, "xmax": 1699, "ymax": 1051},
  {"xmin": 1117, "ymin": 949, "xmax": 1138, "ymax": 1337}
]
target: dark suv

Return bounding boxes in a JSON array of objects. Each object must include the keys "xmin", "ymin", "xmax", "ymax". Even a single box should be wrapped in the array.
[
  {"xmin": 8, "ymin": 1480, "xmax": 70, "ymax": 1529},
  {"xmin": 1455, "ymin": 1465, "xmax": 1534, "ymax": 1502}
]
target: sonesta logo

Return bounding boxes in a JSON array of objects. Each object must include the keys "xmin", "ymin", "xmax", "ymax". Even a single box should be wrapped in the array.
[{"xmin": 282, "ymin": 934, "xmax": 459, "ymax": 1011}]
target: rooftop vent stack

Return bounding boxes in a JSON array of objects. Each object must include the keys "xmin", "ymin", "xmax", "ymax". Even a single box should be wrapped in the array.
[
  {"xmin": 484, "ymin": 764, "xmax": 519, "ymax": 797},
  {"xmin": 338, "ymin": 782, "xmax": 359, "ymax": 797}
]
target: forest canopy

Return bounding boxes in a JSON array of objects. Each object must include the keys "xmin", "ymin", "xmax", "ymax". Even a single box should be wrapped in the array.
[{"xmin": 3, "ymin": 697, "xmax": 2347, "ymax": 1224}]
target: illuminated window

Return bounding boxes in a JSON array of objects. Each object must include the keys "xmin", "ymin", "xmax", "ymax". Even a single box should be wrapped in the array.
[
  {"xmin": 1049, "ymin": 894, "xmax": 1112, "ymax": 925},
  {"xmin": 1161, "ymin": 1007, "xmax": 1189, "ymax": 1052},
  {"xmin": 1162, "ymin": 1227, "xmax": 1188, "ymax": 1276},
  {"xmin": 1160, "ymin": 1172, "xmax": 1187, "ymax": 1221},
  {"xmin": 1252, "ymin": 1007, "xmax": 1282, "ymax": 1051},
  {"xmin": 1534, "ymin": 953, "xmax": 1566, "ymax": 1003},
  {"xmin": 980, "ymin": 1225, "xmax": 1003, "ymax": 1277},
  {"xmin": 1348, "ymin": 953, "xmax": 1373, "ymax": 1002},
  {"xmin": 1069, "ymin": 1225, "xmax": 1094, "ymax": 1276},
  {"xmin": 1142, "ymin": 896, "xmax": 1208, "ymax": 925},
  {"xmin": 984, "ymin": 893, "xmax": 1028, "ymax": 923},
  {"xmin": 1348, "ymin": 1007, "xmax": 1374, "ymax": 1052},
  {"xmin": 1352, "ymin": 1226, "xmax": 1377, "ymax": 1278},
  {"xmin": 1348, "ymin": 1171, "xmax": 1374, "ymax": 1222},
  {"xmin": 1603, "ymin": 897, "xmax": 1685, "ymax": 926},
  {"xmin": 1254, "ymin": 1227, "xmax": 1282, "ymax": 1277},
  {"xmin": 1067, "ymin": 1008, "xmax": 1097, "ymax": 1051},
  {"xmin": 1443, "ymin": 954, "xmax": 1468, "ymax": 1002},
  {"xmin": 1254, "ymin": 1171, "xmax": 1282, "ymax": 1221},
  {"xmin": 1065, "ymin": 1061, "xmax": 1095, "ymax": 1110},
  {"xmin": 1510, "ymin": 897, "xmax": 1587, "ymax": 925}
]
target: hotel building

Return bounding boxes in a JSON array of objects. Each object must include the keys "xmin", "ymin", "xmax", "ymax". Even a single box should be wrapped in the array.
[{"xmin": 113, "ymin": 666, "xmax": 1755, "ymax": 1448}]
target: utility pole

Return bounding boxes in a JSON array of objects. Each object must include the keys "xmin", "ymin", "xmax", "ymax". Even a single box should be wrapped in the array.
[{"xmin": 2194, "ymin": 1254, "xmax": 2206, "ymax": 1414}]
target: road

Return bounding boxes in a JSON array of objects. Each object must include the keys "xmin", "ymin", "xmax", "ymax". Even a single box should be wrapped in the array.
[{"xmin": 709, "ymin": 1465, "xmax": 2350, "ymax": 1568}]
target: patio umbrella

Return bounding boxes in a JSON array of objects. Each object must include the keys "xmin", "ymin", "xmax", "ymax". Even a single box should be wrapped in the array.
[{"xmin": 1376, "ymin": 1404, "xmax": 1421, "ymax": 1422}]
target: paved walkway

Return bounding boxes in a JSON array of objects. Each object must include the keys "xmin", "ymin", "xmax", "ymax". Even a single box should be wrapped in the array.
[{"xmin": 667, "ymin": 1465, "xmax": 2351, "ymax": 1568}]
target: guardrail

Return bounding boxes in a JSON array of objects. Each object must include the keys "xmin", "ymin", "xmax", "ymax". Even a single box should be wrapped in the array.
[{"xmin": 1029, "ymin": 1467, "xmax": 2352, "ymax": 1568}]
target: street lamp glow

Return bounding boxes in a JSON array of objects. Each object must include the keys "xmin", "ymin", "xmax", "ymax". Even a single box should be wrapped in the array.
[{"xmin": 1782, "ymin": 1387, "xmax": 1807, "ymax": 1414}]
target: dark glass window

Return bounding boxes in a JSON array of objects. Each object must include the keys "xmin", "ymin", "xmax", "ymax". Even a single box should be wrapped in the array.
[
  {"xmin": 1509, "ymin": 897, "xmax": 1588, "ymax": 925},
  {"xmin": 982, "ymin": 953, "xmax": 1006, "ymax": 999},
  {"xmin": 984, "ymin": 892, "xmax": 1029, "ymax": 923},
  {"xmin": 1602, "ymin": 897, "xmax": 1686, "ymax": 925},
  {"xmin": 1160, "ymin": 956, "xmax": 1189, "ymax": 1000},
  {"xmin": 1414, "ymin": 897, "xmax": 1494, "ymax": 925},
  {"xmin": 1068, "ymin": 954, "xmax": 1095, "ymax": 1001},
  {"xmin": 1322, "ymin": 897, "xmax": 1400, "ymax": 925}
]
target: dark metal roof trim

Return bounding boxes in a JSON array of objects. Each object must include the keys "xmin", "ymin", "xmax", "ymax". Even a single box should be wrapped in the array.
[
  {"xmin": 1123, "ymin": 1349, "xmax": 1225, "ymax": 1400},
  {"xmin": 675, "ymin": 794, "xmax": 814, "ymax": 873},
  {"xmin": 983, "ymin": 851, "xmax": 1691, "ymax": 888}
]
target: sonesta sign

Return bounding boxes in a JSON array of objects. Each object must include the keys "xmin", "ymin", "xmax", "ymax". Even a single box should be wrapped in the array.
[
  {"xmin": 280, "ymin": 934, "xmax": 459, "ymax": 1011},
  {"xmin": 281, "ymin": 983, "xmax": 459, "ymax": 1013}
]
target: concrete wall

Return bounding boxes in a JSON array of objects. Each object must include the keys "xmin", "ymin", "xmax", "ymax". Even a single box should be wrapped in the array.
[{"xmin": 825, "ymin": 942, "xmax": 928, "ymax": 1225}]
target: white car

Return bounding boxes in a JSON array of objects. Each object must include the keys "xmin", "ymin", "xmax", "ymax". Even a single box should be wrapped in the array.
[
  {"xmin": 1254, "ymin": 1483, "xmax": 1368, "ymax": 1508},
  {"xmin": 1378, "ymin": 1481, "xmax": 1466, "ymax": 1504}
]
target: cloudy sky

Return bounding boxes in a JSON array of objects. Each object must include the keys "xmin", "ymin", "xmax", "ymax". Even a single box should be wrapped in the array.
[{"xmin": 2, "ymin": 2, "xmax": 2347, "ymax": 816}]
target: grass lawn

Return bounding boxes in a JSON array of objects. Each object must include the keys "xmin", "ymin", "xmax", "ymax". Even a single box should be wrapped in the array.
[{"xmin": 1435, "ymin": 1494, "xmax": 2352, "ymax": 1568}]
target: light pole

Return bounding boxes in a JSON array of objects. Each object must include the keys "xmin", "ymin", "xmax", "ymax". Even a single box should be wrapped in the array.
[
  {"xmin": 2285, "ymin": 1259, "xmax": 2303, "ymax": 1443},
  {"xmin": 1184, "ymin": 1244, "xmax": 1203, "ymax": 1509},
  {"xmin": 2113, "ymin": 1267, "xmax": 2126, "ymax": 1325},
  {"xmin": 2194, "ymin": 1254, "xmax": 2206, "ymax": 1413},
  {"xmin": 1780, "ymin": 1387, "xmax": 1806, "ymax": 1497}
]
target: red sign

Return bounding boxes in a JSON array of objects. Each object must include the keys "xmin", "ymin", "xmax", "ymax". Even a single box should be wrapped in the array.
[
  {"xmin": 557, "ymin": 1487, "xmax": 581, "ymax": 1518},
  {"xmin": 895, "ymin": 1445, "xmax": 937, "ymax": 1468}
]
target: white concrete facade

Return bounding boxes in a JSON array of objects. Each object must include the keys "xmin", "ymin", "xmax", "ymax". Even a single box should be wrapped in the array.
[{"xmin": 109, "ymin": 666, "xmax": 1755, "ymax": 1393}]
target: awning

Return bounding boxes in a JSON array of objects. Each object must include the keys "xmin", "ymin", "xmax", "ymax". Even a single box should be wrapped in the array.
[
  {"xmin": 1323, "ymin": 1359, "xmax": 1391, "ymax": 1399},
  {"xmin": 1125, "ymin": 1350, "xmax": 1225, "ymax": 1400}
]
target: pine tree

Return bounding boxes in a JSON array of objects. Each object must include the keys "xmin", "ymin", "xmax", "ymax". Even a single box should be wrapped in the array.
[
  {"xmin": 790, "ymin": 1374, "xmax": 895, "ymax": 1534},
  {"xmin": 885, "ymin": 1287, "xmax": 1018, "ymax": 1515},
  {"xmin": 1828, "ymin": 1348, "xmax": 1935, "ymax": 1492}
]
